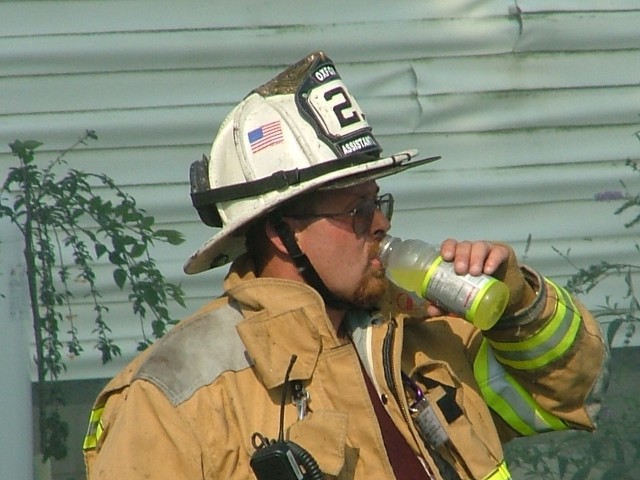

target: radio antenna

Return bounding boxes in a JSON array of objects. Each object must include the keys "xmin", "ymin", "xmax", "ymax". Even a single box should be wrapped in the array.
[{"xmin": 278, "ymin": 355, "xmax": 298, "ymax": 442}]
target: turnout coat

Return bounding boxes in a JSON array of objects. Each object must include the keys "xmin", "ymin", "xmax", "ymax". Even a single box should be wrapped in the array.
[{"xmin": 83, "ymin": 255, "xmax": 607, "ymax": 479}]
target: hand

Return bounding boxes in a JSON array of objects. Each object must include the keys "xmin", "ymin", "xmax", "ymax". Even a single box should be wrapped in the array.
[
  {"xmin": 439, "ymin": 239, "xmax": 509, "ymax": 277},
  {"xmin": 424, "ymin": 239, "xmax": 534, "ymax": 318}
]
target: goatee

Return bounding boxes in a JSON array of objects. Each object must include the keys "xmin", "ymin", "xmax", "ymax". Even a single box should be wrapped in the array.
[{"xmin": 351, "ymin": 242, "xmax": 388, "ymax": 308}]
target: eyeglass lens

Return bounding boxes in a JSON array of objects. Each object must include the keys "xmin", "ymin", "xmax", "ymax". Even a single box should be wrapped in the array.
[{"xmin": 353, "ymin": 193, "xmax": 393, "ymax": 235}]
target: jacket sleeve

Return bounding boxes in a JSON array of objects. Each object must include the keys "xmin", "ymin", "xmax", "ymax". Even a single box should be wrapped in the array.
[
  {"xmin": 472, "ymin": 267, "xmax": 610, "ymax": 441},
  {"xmin": 83, "ymin": 377, "xmax": 204, "ymax": 480}
]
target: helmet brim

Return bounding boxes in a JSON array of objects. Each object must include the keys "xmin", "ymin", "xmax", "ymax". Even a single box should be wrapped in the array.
[{"xmin": 183, "ymin": 150, "xmax": 440, "ymax": 274}]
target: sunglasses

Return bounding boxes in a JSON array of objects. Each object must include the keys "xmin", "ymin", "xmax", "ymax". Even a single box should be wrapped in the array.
[{"xmin": 285, "ymin": 193, "xmax": 394, "ymax": 235}]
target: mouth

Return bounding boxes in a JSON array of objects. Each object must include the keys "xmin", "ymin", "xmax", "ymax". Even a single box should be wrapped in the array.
[{"xmin": 367, "ymin": 241, "xmax": 386, "ymax": 275}]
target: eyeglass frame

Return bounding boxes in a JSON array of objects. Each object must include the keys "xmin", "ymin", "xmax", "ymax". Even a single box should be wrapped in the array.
[{"xmin": 283, "ymin": 193, "xmax": 394, "ymax": 236}]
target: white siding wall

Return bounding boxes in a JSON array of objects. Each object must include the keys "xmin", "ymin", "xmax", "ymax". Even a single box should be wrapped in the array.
[{"xmin": 1, "ymin": 0, "xmax": 639, "ymax": 381}]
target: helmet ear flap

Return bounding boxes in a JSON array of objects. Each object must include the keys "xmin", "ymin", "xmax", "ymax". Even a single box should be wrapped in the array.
[
  {"xmin": 196, "ymin": 204, "xmax": 222, "ymax": 228},
  {"xmin": 190, "ymin": 155, "xmax": 223, "ymax": 228}
]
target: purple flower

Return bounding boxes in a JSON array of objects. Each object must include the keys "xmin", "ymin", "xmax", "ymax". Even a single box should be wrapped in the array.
[{"xmin": 594, "ymin": 190, "xmax": 626, "ymax": 201}]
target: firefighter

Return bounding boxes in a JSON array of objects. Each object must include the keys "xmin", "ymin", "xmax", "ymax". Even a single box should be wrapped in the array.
[{"xmin": 83, "ymin": 51, "xmax": 608, "ymax": 480}]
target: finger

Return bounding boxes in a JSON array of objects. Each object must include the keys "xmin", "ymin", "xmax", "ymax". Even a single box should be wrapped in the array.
[
  {"xmin": 441, "ymin": 240, "xmax": 508, "ymax": 276},
  {"xmin": 441, "ymin": 240, "xmax": 482, "ymax": 275},
  {"xmin": 454, "ymin": 241, "xmax": 475, "ymax": 275},
  {"xmin": 439, "ymin": 238, "xmax": 459, "ymax": 262},
  {"xmin": 426, "ymin": 303, "xmax": 445, "ymax": 318},
  {"xmin": 466, "ymin": 241, "xmax": 491, "ymax": 276},
  {"xmin": 482, "ymin": 243, "xmax": 510, "ymax": 276},
  {"xmin": 426, "ymin": 303, "xmax": 465, "ymax": 320}
]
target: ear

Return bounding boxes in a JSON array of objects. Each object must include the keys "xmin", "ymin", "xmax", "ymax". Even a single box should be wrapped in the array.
[{"xmin": 265, "ymin": 219, "xmax": 291, "ymax": 255}]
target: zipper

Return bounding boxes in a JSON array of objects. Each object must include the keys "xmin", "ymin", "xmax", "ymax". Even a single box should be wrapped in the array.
[
  {"xmin": 382, "ymin": 319, "xmax": 437, "ymax": 480},
  {"xmin": 382, "ymin": 319, "xmax": 414, "ymax": 431}
]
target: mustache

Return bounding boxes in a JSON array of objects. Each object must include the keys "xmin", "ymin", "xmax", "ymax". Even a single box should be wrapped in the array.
[{"xmin": 368, "ymin": 240, "xmax": 381, "ymax": 261}]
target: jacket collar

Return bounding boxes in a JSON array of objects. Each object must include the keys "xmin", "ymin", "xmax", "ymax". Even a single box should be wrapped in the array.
[
  {"xmin": 222, "ymin": 255, "xmax": 430, "ymax": 389},
  {"xmin": 224, "ymin": 255, "xmax": 349, "ymax": 389}
]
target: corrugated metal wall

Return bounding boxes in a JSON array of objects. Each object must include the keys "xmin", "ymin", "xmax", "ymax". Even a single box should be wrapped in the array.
[{"xmin": 1, "ymin": 0, "xmax": 639, "ymax": 380}]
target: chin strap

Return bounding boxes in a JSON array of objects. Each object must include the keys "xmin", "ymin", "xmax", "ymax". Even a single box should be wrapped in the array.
[{"xmin": 269, "ymin": 211, "xmax": 349, "ymax": 311}]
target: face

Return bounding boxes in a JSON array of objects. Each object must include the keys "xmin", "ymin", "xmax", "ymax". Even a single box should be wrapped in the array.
[{"xmin": 288, "ymin": 180, "xmax": 391, "ymax": 308}]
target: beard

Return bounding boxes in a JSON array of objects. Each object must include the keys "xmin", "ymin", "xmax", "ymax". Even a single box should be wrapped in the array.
[{"xmin": 349, "ymin": 241, "xmax": 388, "ymax": 309}]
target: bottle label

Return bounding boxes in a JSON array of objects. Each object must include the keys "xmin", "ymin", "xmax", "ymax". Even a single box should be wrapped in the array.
[
  {"xmin": 421, "ymin": 257, "xmax": 496, "ymax": 322},
  {"xmin": 413, "ymin": 398, "xmax": 450, "ymax": 449}
]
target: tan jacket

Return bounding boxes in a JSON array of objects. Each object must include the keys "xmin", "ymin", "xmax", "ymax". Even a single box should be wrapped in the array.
[{"xmin": 84, "ymin": 256, "xmax": 607, "ymax": 479}]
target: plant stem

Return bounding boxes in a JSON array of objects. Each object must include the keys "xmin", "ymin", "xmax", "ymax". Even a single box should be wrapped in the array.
[{"xmin": 21, "ymin": 162, "xmax": 48, "ymax": 455}]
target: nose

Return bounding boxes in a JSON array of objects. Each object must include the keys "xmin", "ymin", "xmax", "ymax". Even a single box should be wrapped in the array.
[{"xmin": 371, "ymin": 207, "xmax": 391, "ymax": 239}]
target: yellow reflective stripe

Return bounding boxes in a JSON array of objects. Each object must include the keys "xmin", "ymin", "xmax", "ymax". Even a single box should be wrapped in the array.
[
  {"xmin": 491, "ymin": 281, "xmax": 575, "ymax": 351},
  {"xmin": 482, "ymin": 461, "xmax": 512, "ymax": 480},
  {"xmin": 82, "ymin": 406, "xmax": 104, "ymax": 451},
  {"xmin": 474, "ymin": 340, "xmax": 568, "ymax": 436},
  {"xmin": 488, "ymin": 281, "xmax": 581, "ymax": 370}
]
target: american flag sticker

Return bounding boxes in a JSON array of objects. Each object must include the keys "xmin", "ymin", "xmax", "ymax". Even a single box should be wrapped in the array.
[{"xmin": 247, "ymin": 121, "xmax": 284, "ymax": 154}]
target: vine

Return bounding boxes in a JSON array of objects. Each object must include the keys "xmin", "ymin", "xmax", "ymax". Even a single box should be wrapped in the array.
[{"xmin": 1, "ymin": 131, "xmax": 186, "ymax": 461}]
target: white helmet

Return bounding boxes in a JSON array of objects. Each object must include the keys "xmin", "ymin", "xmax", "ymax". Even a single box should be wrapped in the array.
[{"xmin": 184, "ymin": 51, "xmax": 439, "ymax": 274}]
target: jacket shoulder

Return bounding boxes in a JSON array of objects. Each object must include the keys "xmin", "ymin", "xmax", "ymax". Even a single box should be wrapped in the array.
[{"xmin": 134, "ymin": 300, "xmax": 251, "ymax": 406}]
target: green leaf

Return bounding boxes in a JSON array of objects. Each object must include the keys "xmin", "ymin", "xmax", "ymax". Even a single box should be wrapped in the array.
[
  {"xmin": 113, "ymin": 268, "xmax": 127, "ymax": 289},
  {"xmin": 168, "ymin": 283, "xmax": 186, "ymax": 307},
  {"xmin": 130, "ymin": 243, "xmax": 147, "ymax": 258},
  {"xmin": 94, "ymin": 243, "xmax": 107, "ymax": 258},
  {"xmin": 142, "ymin": 285, "xmax": 159, "ymax": 305},
  {"xmin": 140, "ymin": 216, "xmax": 155, "ymax": 229},
  {"xmin": 108, "ymin": 251, "xmax": 123, "ymax": 265},
  {"xmin": 154, "ymin": 229, "xmax": 185, "ymax": 245},
  {"xmin": 9, "ymin": 139, "xmax": 43, "ymax": 160},
  {"xmin": 0, "ymin": 204, "xmax": 14, "ymax": 219},
  {"xmin": 85, "ymin": 129, "xmax": 98, "ymax": 140}
]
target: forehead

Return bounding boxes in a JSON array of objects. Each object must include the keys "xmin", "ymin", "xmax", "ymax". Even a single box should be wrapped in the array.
[
  {"xmin": 313, "ymin": 180, "xmax": 379, "ymax": 207},
  {"xmin": 325, "ymin": 180, "xmax": 379, "ymax": 199},
  {"xmin": 279, "ymin": 180, "xmax": 380, "ymax": 216}
]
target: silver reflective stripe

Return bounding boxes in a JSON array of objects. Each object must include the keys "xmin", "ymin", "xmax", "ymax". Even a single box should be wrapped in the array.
[
  {"xmin": 474, "ymin": 340, "xmax": 567, "ymax": 436},
  {"xmin": 135, "ymin": 301, "xmax": 251, "ymax": 406},
  {"xmin": 488, "ymin": 282, "xmax": 581, "ymax": 370}
]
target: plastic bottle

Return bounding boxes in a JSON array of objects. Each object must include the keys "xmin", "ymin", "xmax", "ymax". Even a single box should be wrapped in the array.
[{"xmin": 378, "ymin": 235, "xmax": 510, "ymax": 330}]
